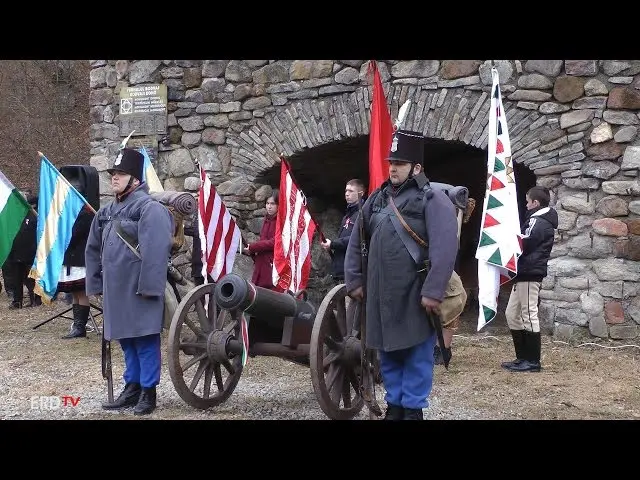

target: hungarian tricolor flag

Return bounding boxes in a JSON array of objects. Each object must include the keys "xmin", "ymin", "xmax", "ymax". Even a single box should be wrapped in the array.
[
  {"xmin": 475, "ymin": 67, "xmax": 523, "ymax": 331},
  {"xmin": 272, "ymin": 158, "xmax": 317, "ymax": 294},
  {"xmin": 0, "ymin": 170, "xmax": 30, "ymax": 268},
  {"xmin": 368, "ymin": 60, "xmax": 394, "ymax": 195}
]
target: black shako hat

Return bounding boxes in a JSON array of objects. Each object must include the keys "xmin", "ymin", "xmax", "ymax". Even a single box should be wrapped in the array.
[
  {"xmin": 386, "ymin": 129, "xmax": 424, "ymax": 164},
  {"xmin": 107, "ymin": 148, "xmax": 144, "ymax": 181}
]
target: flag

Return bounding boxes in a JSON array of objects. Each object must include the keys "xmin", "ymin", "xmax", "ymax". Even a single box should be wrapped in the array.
[
  {"xmin": 197, "ymin": 165, "xmax": 241, "ymax": 282},
  {"xmin": 272, "ymin": 159, "xmax": 317, "ymax": 293},
  {"xmin": 368, "ymin": 60, "xmax": 394, "ymax": 195},
  {"xmin": 0, "ymin": 170, "xmax": 30, "ymax": 268},
  {"xmin": 475, "ymin": 67, "xmax": 523, "ymax": 331},
  {"xmin": 139, "ymin": 146, "xmax": 164, "ymax": 193},
  {"xmin": 29, "ymin": 155, "xmax": 88, "ymax": 303}
]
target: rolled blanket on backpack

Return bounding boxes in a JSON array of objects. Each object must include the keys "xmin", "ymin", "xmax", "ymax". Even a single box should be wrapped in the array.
[
  {"xmin": 429, "ymin": 182, "xmax": 469, "ymax": 211},
  {"xmin": 150, "ymin": 191, "xmax": 198, "ymax": 215}
]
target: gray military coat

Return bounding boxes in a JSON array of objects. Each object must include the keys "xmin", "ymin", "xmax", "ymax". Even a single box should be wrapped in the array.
[
  {"xmin": 344, "ymin": 173, "xmax": 458, "ymax": 352},
  {"xmin": 85, "ymin": 184, "xmax": 173, "ymax": 341}
]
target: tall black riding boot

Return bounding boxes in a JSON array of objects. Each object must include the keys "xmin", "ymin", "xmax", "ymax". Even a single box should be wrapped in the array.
[
  {"xmin": 102, "ymin": 382, "xmax": 142, "ymax": 410},
  {"xmin": 134, "ymin": 386, "xmax": 157, "ymax": 416},
  {"xmin": 506, "ymin": 331, "xmax": 541, "ymax": 372},
  {"xmin": 501, "ymin": 329, "xmax": 525, "ymax": 369},
  {"xmin": 62, "ymin": 304, "xmax": 89, "ymax": 339}
]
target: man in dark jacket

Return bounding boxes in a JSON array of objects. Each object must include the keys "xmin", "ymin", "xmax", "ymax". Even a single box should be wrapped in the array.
[
  {"xmin": 344, "ymin": 130, "xmax": 459, "ymax": 420},
  {"xmin": 5, "ymin": 194, "xmax": 40, "ymax": 308},
  {"xmin": 501, "ymin": 185, "xmax": 558, "ymax": 373},
  {"xmin": 321, "ymin": 179, "xmax": 365, "ymax": 283},
  {"xmin": 2, "ymin": 262, "xmax": 16, "ymax": 299},
  {"xmin": 85, "ymin": 148, "xmax": 173, "ymax": 415}
]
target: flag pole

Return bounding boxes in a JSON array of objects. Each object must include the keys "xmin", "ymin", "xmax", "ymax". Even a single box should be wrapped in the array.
[
  {"xmin": 37, "ymin": 151, "xmax": 97, "ymax": 215},
  {"xmin": 278, "ymin": 154, "xmax": 327, "ymax": 242}
]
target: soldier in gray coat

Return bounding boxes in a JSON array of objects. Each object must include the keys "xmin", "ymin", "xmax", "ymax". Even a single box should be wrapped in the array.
[
  {"xmin": 85, "ymin": 148, "xmax": 173, "ymax": 416},
  {"xmin": 344, "ymin": 130, "xmax": 459, "ymax": 420}
]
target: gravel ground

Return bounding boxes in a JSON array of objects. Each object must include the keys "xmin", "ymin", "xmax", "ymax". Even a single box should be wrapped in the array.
[{"xmin": 1, "ymin": 283, "xmax": 639, "ymax": 420}]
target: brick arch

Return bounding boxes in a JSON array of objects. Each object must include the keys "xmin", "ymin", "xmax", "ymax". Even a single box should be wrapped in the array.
[{"xmin": 224, "ymin": 85, "xmax": 549, "ymax": 182}]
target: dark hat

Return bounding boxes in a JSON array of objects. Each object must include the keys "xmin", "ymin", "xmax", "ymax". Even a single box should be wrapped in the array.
[
  {"xmin": 106, "ymin": 148, "xmax": 144, "ymax": 181},
  {"xmin": 386, "ymin": 130, "xmax": 424, "ymax": 164}
]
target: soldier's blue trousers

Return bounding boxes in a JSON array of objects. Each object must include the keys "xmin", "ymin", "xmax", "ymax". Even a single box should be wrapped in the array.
[
  {"xmin": 378, "ymin": 333, "xmax": 436, "ymax": 409},
  {"xmin": 119, "ymin": 334, "xmax": 161, "ymax": 388}
]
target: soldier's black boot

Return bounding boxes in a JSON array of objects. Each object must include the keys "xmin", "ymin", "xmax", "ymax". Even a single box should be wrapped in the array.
[
  {"xmin": 102, "ymin": 382, "xmax": 141, "ymax": 410},
  {"xmin": 9, "ymin": 301, "xmax": 22, "ymax": 309},
  {"xmin": 506, "ymin": 331, "xmax": 541, "ymax": 372},
  {"xmin": 27, "ymin": 291, "xmax": 42, "ymax": 307},
  {"xmin": 134, "ymin": 387, "xmax": 157, "ymax": 416},
  {"xmin": 383, "ymin": 404, "xmax": 404, "ymax": 420},
  {"xmin": 403, "ymin": 408, "xmax": 424, "ymax": 420},
  {"xmin": 501, "ymin": 329, "xmax": 526, "ymax": 369},
  {"xmin": 62, "ymin": 304, "xmax": 89, "ymax": 339}
]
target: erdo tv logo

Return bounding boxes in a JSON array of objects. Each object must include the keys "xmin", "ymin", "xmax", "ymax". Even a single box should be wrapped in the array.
[{"xmin": 30, "ymin": 396, "xmax": 81, "ymax": 410}]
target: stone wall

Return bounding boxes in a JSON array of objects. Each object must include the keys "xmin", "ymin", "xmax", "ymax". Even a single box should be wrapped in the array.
[{"xmin": 89, "ymin": 59, "xmax": 640, "ymax": 341}]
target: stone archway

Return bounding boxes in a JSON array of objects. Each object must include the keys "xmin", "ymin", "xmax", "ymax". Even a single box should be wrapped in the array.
[{"xmin": 90, "ymin": 59, "xmax": 640, "ymax": 341}]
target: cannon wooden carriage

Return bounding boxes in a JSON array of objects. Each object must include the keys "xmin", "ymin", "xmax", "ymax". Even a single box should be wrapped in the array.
[
  {"xmin": 165, "ymin": 181, "xmax": 470, "ymax": 420},
  {"xmin": 166, "ymin": 272, "xmax": 376, "ymax": 420}
]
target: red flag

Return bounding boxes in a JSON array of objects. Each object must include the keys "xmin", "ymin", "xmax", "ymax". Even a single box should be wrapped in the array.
[
  {"xmin": 368, "ymin": 60, "xmax": 394, "ymax": 195},
  {"xmin": 272, "ymin": 159, "xmax": 317, "ymax": 294},
  {"xmin": 197, "ymin": 165, "xmax": 241, "ymax": 282}
]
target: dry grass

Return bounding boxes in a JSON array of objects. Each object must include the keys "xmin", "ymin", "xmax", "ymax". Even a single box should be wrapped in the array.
[{"xmin": 432, "ymin": 327, "xmax": 640, "ymax": 419}]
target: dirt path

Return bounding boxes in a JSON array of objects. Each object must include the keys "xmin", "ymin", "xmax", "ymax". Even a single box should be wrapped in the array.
[{"xmin": 1, "ymin": 281, "xmax": 639, "ymax": 420}]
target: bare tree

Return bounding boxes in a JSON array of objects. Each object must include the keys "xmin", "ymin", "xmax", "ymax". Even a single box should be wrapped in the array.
[{"xmin": 0, "ymin": 60, "xmax": 90, "ymax": 192}]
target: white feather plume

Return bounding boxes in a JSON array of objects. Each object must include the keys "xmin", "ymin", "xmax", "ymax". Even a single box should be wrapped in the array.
[
  {"xmin": 119, "ymin": 130, "xmax": 136, "ymax": 150},
  {"xmin": 395, "ymin": 100, "xmax": 410, "ymax": 129}
]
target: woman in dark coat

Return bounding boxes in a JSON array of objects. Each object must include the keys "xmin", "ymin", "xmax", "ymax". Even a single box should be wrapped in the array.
[
  {"xmin": 57, "ymin": 206, "xmax": 94, "ymax": 338},
  {"xmin": 243, "ymin": 191, "xmax": 278, "ymax": 290}
]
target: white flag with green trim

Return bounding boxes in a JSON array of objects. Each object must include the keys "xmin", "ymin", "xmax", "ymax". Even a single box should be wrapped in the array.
[
  {"xmin": 0, "ymin": 170, "xmax": 30, "ymax": 268},
  {"xmin": 475, "ymin": 67, "xmax": 523, "ymax": 331}
]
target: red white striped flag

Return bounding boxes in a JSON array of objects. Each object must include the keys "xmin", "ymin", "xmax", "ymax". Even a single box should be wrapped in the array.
[
  {"xmin": 272, "ymin": 159, "xmax": 317, "ymax": 294},
  {"xmin": 198, "ymin": 165, "xmax": 241, "ymax": 282}
]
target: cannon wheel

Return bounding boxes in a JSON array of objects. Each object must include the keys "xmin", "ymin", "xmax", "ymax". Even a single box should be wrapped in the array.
[
  {"xmin": 310, "ymin": 284, "xmax": 364, "ymax": 420},
  {"xmin": 168, "ymin": 282, "xmax": 243, "ymax": 410}
]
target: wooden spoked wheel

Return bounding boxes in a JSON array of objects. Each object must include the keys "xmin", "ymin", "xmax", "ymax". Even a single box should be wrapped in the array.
[
  {"xmin": 310, "ymin": 283, "xmax": 364, "ymax": 420},
  {"xmin": 167, "ymin": 283, "xmax": 243, "ymax": 410}
]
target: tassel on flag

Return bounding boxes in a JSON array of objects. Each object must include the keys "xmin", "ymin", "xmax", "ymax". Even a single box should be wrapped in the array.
[
  {"xmin": 475, "ymin": 67, "xmax": 523, "ymax": 331},
  {"xmin": 240, "ymin": 313, "xmax": 250, "ymax": 367}
]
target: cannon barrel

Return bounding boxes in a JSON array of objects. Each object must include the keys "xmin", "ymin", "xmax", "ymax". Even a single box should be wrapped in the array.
[{"xmin": 214, "ymin": 273, "xmax": 316, "ymax": 324}]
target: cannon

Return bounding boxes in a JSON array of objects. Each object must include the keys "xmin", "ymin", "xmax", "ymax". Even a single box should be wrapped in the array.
[
  {"xmin": 166, "ymin": 182, "xmax": 472, "ymax": 419},
  {"xmin": 167, "ymin": 273, "xmax": 374, "ymax": 419}
]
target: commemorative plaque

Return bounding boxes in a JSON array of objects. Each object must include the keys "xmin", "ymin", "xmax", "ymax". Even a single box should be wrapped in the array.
[{"xmin": 119, "ymin": 84, "xmax": 168, "ymax": 137}]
